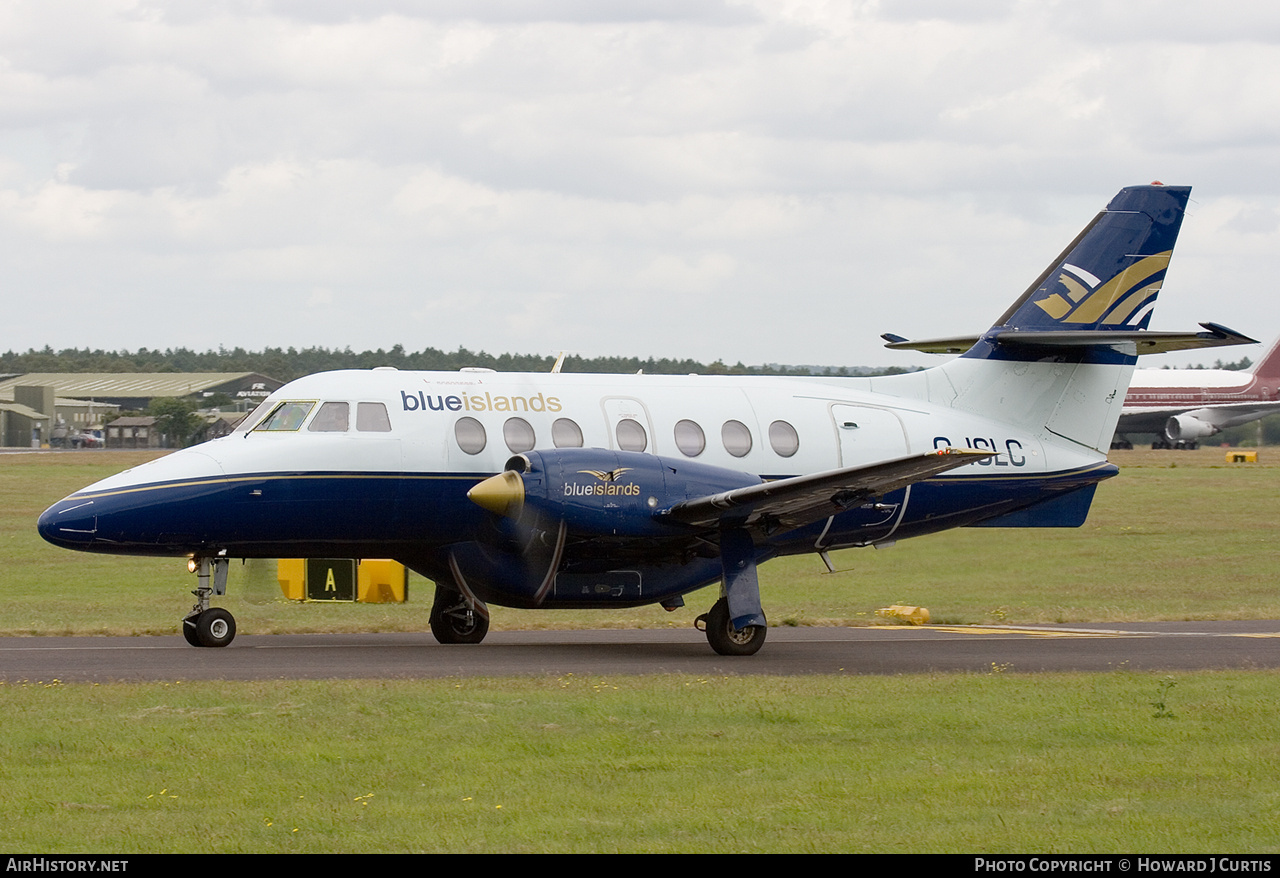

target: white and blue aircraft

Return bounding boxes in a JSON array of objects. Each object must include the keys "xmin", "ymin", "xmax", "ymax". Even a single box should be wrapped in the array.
[{"xmin": 38, "ymin": 184, "xmax": 1253, "ymax": 655}]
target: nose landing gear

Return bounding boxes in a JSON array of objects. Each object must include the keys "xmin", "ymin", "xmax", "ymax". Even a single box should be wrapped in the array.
[{"xmin": 182, "ymin": 556, "xmax": 237, "ymax": 647}]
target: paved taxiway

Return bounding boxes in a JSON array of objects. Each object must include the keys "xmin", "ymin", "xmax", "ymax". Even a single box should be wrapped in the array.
[{"xmin": 1, "ymin": 622, "xmax": 1278, "ymax": 682}]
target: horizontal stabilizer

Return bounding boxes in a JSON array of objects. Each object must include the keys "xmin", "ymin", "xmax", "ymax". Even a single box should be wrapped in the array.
[
  {"xmin": 883, "ymin": 322, "xmax": 1257, "ymax": 356},
  {"xmin": 881, "ymin": 333, "xmax": 981, "ymax": 354},
  {"xmin": 661, "ymin": 448, "xmax": 994, "ymax": 535}
]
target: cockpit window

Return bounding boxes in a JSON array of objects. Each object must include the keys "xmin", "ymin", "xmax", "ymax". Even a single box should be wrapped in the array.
[
  {"xmin": 255, "ymin": 401, "xmax": 315, "ymax": 432},
  {"xmin": 234, "ymin": 399, "xmax": 273, "ymax": 433},
  {"xmin": 308, "ymin": 402, "xmax": 349, "ymax": 432},
  {"xmin": 357, "ymin": 402, "xmax": 392, "ymax": 432}
]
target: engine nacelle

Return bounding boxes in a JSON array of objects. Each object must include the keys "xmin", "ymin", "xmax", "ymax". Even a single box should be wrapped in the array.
[
  {"xmin": 468, "ymin": 448, "xmax": 761, "ymax": 539},
  {"xmin": 1164, "ymin": 414, "xmax": 1219, "ymax": 442}
]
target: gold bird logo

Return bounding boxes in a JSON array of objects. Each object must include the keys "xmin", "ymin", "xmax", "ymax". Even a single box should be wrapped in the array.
[{"xmin": 577, "ymin": 468, "xmax": 632, "ymax": 482}]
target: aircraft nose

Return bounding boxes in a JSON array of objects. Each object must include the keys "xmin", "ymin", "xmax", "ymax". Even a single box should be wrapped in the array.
[
  {"xmin": 37, "ymin": 447, "xmax": 230, "ymax": 552},
  {"xmin": 37, "ymin": 496, "xmax": 99, "ymax": 548}
]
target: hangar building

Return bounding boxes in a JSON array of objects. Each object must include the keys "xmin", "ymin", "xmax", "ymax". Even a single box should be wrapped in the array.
[
  {"xmin": 0, "ymin": 372, "xmax": 282, "ymax": 411},
  {"xmin": 0, "ymin": 372, "xmax": 282, "ymax": 448}
]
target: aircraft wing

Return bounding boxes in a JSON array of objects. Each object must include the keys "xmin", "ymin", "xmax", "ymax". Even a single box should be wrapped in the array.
[
  {"xmin": 661, "ymin": 448, "xmax": 994, "ymax": 535},
  {"xmin": 883, "ymin": 322, "xmax": 1257, "ymax": 356},
  {"xmin": 1183, "ymin": 403, "xmax": 1280, "ymax": 428},
  {"xmin": 1118, "ymin": 401, "xmax": 1280, "ymax": 433}
]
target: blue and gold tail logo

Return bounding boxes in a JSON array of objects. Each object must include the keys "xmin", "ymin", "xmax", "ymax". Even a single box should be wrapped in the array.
[{"xmin": 1033, "ymin": 251, "xmax": 1171, "ymax": 328}]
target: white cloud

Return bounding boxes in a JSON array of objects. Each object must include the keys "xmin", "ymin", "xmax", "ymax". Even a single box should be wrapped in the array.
[{"xmin": 1, "ymin": 0, "xmax": 1279, "ymax": 366}]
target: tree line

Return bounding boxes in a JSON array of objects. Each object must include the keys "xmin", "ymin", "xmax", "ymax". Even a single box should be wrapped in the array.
[{"xmin": 0, "ymin": 345, "xmax": 919, "ymax": 384}]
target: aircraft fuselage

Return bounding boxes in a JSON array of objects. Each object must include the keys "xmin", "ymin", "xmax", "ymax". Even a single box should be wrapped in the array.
[{"xmin": 38, "ymin": 368, "xmax": 1112, "ymax": 609}]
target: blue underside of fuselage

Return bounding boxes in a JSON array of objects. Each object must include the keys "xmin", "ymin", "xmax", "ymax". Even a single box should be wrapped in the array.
[{"xmin": 37, "ymin": 463, "xmax": 1115, "ymax": 608}]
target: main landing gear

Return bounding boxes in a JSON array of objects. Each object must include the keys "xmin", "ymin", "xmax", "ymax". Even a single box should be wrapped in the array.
[
  {"xmin": 696, "ymin": 597, "xmax": 767, "ymax": 657},
  {"xmin": 429, "ymin": 584, "xmax": 490, "ymax": 644},
  {"xmin": 182, "ymin": 556, "xmax": 237, "ymax": 648},
  {"xmin": 694, "ymin": 528, "xmax": 768, "ymax": 656}
]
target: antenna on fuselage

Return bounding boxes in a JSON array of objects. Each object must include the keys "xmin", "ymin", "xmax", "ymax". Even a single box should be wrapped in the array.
[{"xmin": 551, "ymin": 351, "xmax": 567, "ymax": 374}]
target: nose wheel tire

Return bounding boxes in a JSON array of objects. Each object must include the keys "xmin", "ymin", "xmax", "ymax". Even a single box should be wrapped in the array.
[{"xmin": 185, "ymin": 608, "xmax": 237, "ymax": 648}]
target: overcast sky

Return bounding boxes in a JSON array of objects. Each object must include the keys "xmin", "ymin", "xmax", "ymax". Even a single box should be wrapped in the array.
[{"xmin": 3, "ymin": 0, "xmax": 1279, "ymax": 369}]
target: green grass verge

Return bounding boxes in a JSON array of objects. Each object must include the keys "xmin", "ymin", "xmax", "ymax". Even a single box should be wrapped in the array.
[
  {"xmin": 4, "ymin": 450, "xmax": 1280, "ymax": 853},
  {"xmin": 2, "ymin": 671, "xmax": 1278, "ymax": 853}
]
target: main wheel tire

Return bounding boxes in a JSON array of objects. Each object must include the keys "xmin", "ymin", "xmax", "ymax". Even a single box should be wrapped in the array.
[
  {"xmin": 704, "ymin": 598, "xmax": 767, "ymax": 656},
  {"xmin": 430, "ymin": 591, "xmax": 489, "ymax": 644},
  {"xmin": 195, "ymin": 608, "xmax": 236, "ymax": 648}
]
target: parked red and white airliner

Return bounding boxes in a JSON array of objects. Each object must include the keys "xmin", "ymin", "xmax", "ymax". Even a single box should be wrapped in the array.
[{"xmin": 1114, "ymin": 335, "xmax": 1280, "ymax": 447}]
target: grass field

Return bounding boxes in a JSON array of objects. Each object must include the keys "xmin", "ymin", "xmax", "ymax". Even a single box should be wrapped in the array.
[
  {"xmin": 3, "ymin": 447, "xmax": 1279, "ymax": 853},
  {"xmin": 3, "ymin": 446, "xmax": 1278, "ymax": 635},
  {"xmin": 4, "ymin": 672, "xmax": 1280, "ymax": 853}
]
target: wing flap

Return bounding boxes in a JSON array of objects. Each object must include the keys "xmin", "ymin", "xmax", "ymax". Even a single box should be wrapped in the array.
[{"xmin": 661, "ymin": 448, "xmax": 994, "ymax": 534}]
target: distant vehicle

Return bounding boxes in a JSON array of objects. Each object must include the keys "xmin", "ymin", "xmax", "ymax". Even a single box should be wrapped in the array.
[
  {"xmin": 49, "ymin": 420, "xmax": 103, "ymax": 449},
  {"xmin": 1111, "ymin": 336, "xmax": 1280, "ymax": 448},
  {"xmin": 70, "ymin": 431, "xmax": 104, "ymax": 449}
]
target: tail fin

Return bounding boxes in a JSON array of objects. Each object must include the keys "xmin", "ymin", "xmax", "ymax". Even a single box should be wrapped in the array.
[
  {"xmin": 882, "ymin": 184, "xmax": 1253, "ymax": 454},
  {"xmin": 938, "ymin": 185, "xmax": 1191, "ymax": 453},
  {"xmin": 968, "ymin": 183, "xmax": 1191, "ymax": 359},
  {"xmin": 1249, "ymin": 335, "xmax": 1280, "ymax": 382},
  {"xmin": 882, "ymin": 185, "xmax": 1219, "ymax": 361}
]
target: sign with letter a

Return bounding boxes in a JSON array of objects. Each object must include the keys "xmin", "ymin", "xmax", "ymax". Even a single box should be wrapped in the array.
[{"xmin": 306, "ymin": 559, "xmax": 356, "ymax": 601}]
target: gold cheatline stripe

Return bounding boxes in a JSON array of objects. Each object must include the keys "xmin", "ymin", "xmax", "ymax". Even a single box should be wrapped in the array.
[{"xmin": 70, "ymin": 472, "xmax": 485, "ymax": 500}]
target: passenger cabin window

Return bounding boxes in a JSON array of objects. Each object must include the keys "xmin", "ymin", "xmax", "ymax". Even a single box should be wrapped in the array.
[
  {"xmin": 722, "ymin": 420, "xmax": 752, "ymax": 457},
  {"xmin": 768, "ymin": 420, "xmax": 800, "ymax": 457},
  {"xmin": 357, "ymin": 402, "xmax": 392, "ymax": 432},
  {"xmin": 616, "ymin": 418, "xmax": 647, "ymax": 452},
  {"xmin": 503, "ymin": 417, "xmax": 535, "ymax": 453},
  {"xmin": 309, "ymin": 402, "xmax": 349, "ymax": 432},
  {"xmin": 674, "ymin": 419, "xmax": 705, "ymax": 457},
  {"xmin": 454, "ymin": 417, "xmax": 487, "ymax": 455},
  {"xmin": 552, "ymin": 418, "xmax": 583, "ymax": 448},
  {"xmin": 255, "ymin": 401, "xmax": 315, "ymax": 432}
]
